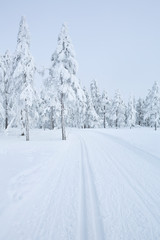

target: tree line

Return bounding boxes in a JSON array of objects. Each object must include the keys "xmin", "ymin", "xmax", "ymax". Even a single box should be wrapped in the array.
[{"xmin": 0, "ymin": 17, "xmax": 160, "ymax": 141}]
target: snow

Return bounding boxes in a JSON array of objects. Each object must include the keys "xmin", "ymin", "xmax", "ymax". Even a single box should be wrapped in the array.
[{"xmin": 0, "ymin": 128, "xmax": 160, "ymax": 239}]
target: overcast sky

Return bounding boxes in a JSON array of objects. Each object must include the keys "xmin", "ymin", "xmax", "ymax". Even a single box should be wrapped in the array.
[{"xmin": 0, "ymin": 0, "xmax": 160, "ymax": 99}]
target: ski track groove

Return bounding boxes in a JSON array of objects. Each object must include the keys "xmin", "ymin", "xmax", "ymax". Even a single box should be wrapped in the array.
[{"xmin": 77, "ymin": 135, "xmax": 105, "ymax": 240}]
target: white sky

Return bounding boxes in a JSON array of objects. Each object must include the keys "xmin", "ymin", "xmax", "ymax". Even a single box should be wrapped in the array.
[{"xmin": 0, "ymin": 0, "xmax": 160, "ymax": 99}]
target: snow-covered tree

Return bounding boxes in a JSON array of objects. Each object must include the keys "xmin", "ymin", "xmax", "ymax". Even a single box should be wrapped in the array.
[
  {"xmin": 83, "ymin": 88, "xmax": 100, "ymax": 128},
  {"xmin": 144, "ymin": 82, "xmax": 160, "ymax": 130},
  {"xmin": 136, "ymin": 98, "xmax": 145, "ymax": 126},
  {"xmin": 72, "ymin": 90, "xmax": 86, "ymax": 128},
  {"xmin": 13, "ymin": 16, "xmax": 36, "ymax": 140},
  {"xmin": 0, "ymin": 50, "xmax": 13, "ymax": 129},
  {"xmin": 36, "ymin": 90, "xmax": 49, "ymax": 130},
  {"xmin": 90, "ymin": 79, "xmax": 102, "ymax": 118},
  {"xmin": 101, "ymin": 90, "xmax": 111, "ymax": 128},
  {"xmin": 65, "ymin": 81, "xmax": 86, "ymax": 128},
  {"xmin": 43, "ymin": 74, "xmax": 60, "ymax": 130},
  {"xmin": 0, "ymin": 70, "xmax": 4, "ymax": 128},
  {"xmin": 74, "ymin": 96, "xmax": 86, "ymax": 128},
  {"xmin": 110, "ymin": 90, "xmax": 125, "ymax": 128},
  {"xmin": 50, "ymin": 24, "xmax": 85, "ymax": 139},
  {"xmin": 127, "ymin": 96, "xmax": 136, "ymax": 128},
  {"xmin": 0, "ymin": 103, "xmax": 4, "ymax": 129}
]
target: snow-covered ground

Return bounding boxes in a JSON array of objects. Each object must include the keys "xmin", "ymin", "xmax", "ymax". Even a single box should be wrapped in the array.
[{"xmin": 0, "ymin": 128, "xmax": 160, "ymax": 240}]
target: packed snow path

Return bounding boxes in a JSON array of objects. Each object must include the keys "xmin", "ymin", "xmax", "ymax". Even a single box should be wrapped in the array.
[{"xmin": 0, "ymin": 129, "xmax": 160, "ymax": 239}]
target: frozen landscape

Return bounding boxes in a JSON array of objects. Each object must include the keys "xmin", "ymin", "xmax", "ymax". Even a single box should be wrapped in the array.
[
  {"xmin": 1, "ymin": 1, "xmax": 160, "ymax": 239},
  {"xmin": 0, "ymin": 128, "xmax": 160, "ymax": 240}
]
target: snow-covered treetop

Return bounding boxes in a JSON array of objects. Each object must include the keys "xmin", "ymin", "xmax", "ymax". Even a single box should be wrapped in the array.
[
  {"xmin": 0, "ymin": 50, "xmax": 12, "ymax": 78},
  {"xmin": 16, "ymin": 16, "xmax": 30, "ymax": 56},
  {"xmin": 13, "ymin": 16, "xmax": 35, "ymax": 85},
  {"xmin": 51, "ymin": 24, "xmax": 78, "ymax": 75},
  {"xmin": 112, "ymin": 90, "xmax": 124, "ymax": 106},
  {"xmin": 90, "ymin": 79, "xmax": 101, "ymax": 99},
  {"xmin": 111, "ymin": 90, "xmax": 125, "ymax": 122},
  {"xmin": 49, "ymin": 23, "xmax": 85, "ymax": 104},
  {"xmin": 151, "ymin": 81, "xmax": 159, "ymax": 96},
  {"xmin": 145, "ymin": 81, "xmax": 160, "ymax": 115}
]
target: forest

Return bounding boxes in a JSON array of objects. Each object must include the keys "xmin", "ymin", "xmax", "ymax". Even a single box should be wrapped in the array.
[{"xmin": 0, "ymin": 17, "xmax": 160, "ymax": 141}]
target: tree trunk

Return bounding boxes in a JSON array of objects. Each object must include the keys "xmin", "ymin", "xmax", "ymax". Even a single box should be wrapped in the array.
[
  {"xmin": 155, "ymin": 121, "xmax": 157, "ymax": 131},
  {"xmin": 103, "ymin": 106, "xmax": 106, "ymax": 128},
  {"xmin": 5, "ymin": 115, "xmax": 8, "ymax": 130},
  {"xmin": 60, "ymin": 73, "xmax": 66, "ymax": 140},
  {"xmin": 5, "ymin": 94, "xmax": 8, "ymax": 129},
  {"xmin": 155, "ymin": 113, "xmax": 157, "ymax": 131},
  {"xmin": 21, "ymin": 110, "xmax": 25, "ymax": 136},
  {"xmin": 50, "ymin": 106, "xmax": 54, "ymax": 130},
  {"xmin": 61, "ymin": 92, "xmax": 66, "ymax": 140},
  {"xmin": 155, "ymin": 123, "xmax": 157, "ymax": 131},
  {"xmin": 115, "ymin": 110, "xmax": 118, "ymax": 128},
  {"xmin": 4, "ymin": 73, "xmax": 8, "ymax": 129},
  {"xmin": 25, "ymin": 100, "xmax": 29, "ymax": 141}
]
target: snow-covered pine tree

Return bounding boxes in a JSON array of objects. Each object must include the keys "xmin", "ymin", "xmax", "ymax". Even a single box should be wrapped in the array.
[
  {"xmin": 144, "ymin": 81, "xmax": 160, "ymax": 130},
  {"xmin": 136, "ymin": 98, "xmax": 145, "ymax": 126},
  {"xmin": 74, "ymin": 90, "xmax": 86, "ymax": 128},
  {"xmin": 0, "ymin": 65, "xmax": 5, "ymax": 128},
  {"xmin": 83, "ymin": 87, "xmax": 100, "ymax": 128},
  {"xmin": 127, "ymin": 96, "xmax": 136, "ymax": 128},
  {"xmin": 43, "ymin": 74, "xmax": 60, "ymax": 130},
  {"xmin": 101, "ymin": 90, "xmax": 111, "ymax": 128},
  {"xmin": 110, "ymin": 90, "xmax": 126, "ymax": 128},
  {"xmin": 13, "ymin": 16, "xmax": 36, "ymax": 140},
  {"xmin": 0, "ymin": 51, "xmax": 13, "ymax": 129},
  {"xmin": 36, "ymin": 89, "xmax": 49, "ymax": 130},
  {"xmin": 0, "ymin": 102, "xmax": 4, "ymax": 129},
  {"xmin": 50, "ymin": 24, "xmax": 85, "ymax": 139},
  {"xmin": 0, "ymin": 57, "xmax": 4, "ymax": 129},
  {"xmin": 90, "ymin": 79, "xmax": 102, "ymax": 118},
  {"xmin": 66, "ymin": 82, "xmax": 86, "ymax": 128}
]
